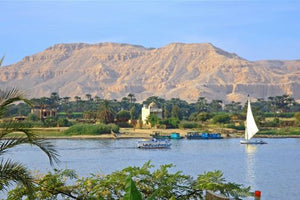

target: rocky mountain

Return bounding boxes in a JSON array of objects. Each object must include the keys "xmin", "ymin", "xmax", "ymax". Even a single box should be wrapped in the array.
[{"xmin": 0, "ymin": 42, "xmax": 299, "ymax": 103}]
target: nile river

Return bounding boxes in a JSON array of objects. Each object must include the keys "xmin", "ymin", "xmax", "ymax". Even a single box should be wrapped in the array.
[{"xmin": 3, "ymin": 138, "xmax": 300, "ymax": 199}]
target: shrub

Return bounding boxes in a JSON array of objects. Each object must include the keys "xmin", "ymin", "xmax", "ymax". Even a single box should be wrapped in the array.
[
  {"xmin": 160, "ymin": 117, "xmax": 180, "ymax": 128},
  {"xmin": 116, "ymin": 110, "xmax": 131, "ymax": 122},
  {"xmin": 263, "ymin": 112, "xmax": 295, "ymax": 118},
  {"xmin": 197, "ymin": 112, "xmax": 212, "ymax": 122},
  {"xmin": 0, "ymin": 121, "xmax": 34, "ymax": 128},
  {"xmin": 146, "ymin": 114, "xmax": 161, "ymax": 127},
  {"xmin": 43, "ymin": 117, "xmax": 58, "ymax": 127},
  {"xmin": 116, "ymin": 122, "xmax": 133, "ymax": 128},
  {"xmin": 59, "ymin": 112, "xmax": 83, "ymax": 119},
  {"xmin": 63, "ymin": 123, "xmax": 119, "ymax": 135},
  {"xmin": 7, "ymin": 161, "xmax": 252, "ymax": 200},
  {"xmin": 226, "ymin": 124, "xmax": 245, "ymax": 130},
  {"xmin": 27, "ymin": 113, "xmax": 39, "ymax": 121},
  {"xmin": 57, "ymin": 118, "xmax": 71, "ymax": 127},
  {"xmin": 261, "ymin": 118, "xmax": 280, "ymax": 127},
  {"xmin": 178, "ymin": 121, "xmax": 199, "ymax": 129},
  {"xmin": 212, "ymin": 114, "xmax": 231, "ymax": 124}
]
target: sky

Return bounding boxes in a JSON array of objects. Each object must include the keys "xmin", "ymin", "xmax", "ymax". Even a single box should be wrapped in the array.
[{"xmin": 0, "ymin": 0, "xmax": 299, "ymax": 65}]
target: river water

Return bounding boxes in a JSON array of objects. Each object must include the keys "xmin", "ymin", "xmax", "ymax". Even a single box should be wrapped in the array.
[{"xmin": 3, "ymin": 138, "xmax": 300, "ymax": 199}]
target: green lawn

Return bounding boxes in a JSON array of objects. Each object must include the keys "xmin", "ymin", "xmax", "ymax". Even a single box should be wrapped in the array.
[{"xmin": 258, "ymin": 127, "xmax": 300, "ymax": 135}]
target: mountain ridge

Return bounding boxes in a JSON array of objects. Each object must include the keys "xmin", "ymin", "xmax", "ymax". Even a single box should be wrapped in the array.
[{"xmin": 0, "ymin": 42, "xmax": 299, "ymax": 103}]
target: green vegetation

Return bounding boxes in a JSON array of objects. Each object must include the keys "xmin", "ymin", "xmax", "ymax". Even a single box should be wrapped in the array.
[
  {"xmin": 1, "ymin": 91, "xmax": 299, "ymax": 136},
  {"xmin": 63, "ymin": 123, "xmax": 119, "ymax": 135},
  {"xmin": 7, "ymin": 161, "xmax": 252, "ymax": 200},
  {"xmin": 212, "ymin": 113, "xmax": 231, "ymax": 124},
  {"xmin": 179, "ymin": 121, "xmax": 200, "ymax": 129},
  {"xmin": 0, "ymin": 88, "xmax": 59, "ymax": 198},
  {"xmin": 258, "ymin": 127, "xmax": 300, "ymax": 136},
  {"xmin": 295, "ymin": 112, "xmax": 300, "ymax": 126}
]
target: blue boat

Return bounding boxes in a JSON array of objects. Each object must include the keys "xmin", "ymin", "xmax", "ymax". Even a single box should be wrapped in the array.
[
  {"xmin": 201, "ymin": 132, "xmax": 223, "ymax": 139},
  {"xmin": 186, "ymin": 131, "xmax": 202, "ymax": 139},
  {"xmin": 170, "ymin": 132, "xmax": 184, "ymax": 139},
  {"xmin": 186, "ymin": 132, "xmax": 223, "ymax": 139}
]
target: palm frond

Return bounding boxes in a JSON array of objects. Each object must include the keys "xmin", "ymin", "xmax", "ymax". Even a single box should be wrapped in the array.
[
  {"xmin": 29, "ymin": 139, "xmax": 60, "ymax": 166},
  {"xmin": 0, "ymin": 55, "xmax": 4, "ymax": 66},
  {"xmin": 0, "ymin": 137, "xmax": 29, "ymax": 156},
  {"xmin": 0, "ymin": 159, "xmax": 34, "ymax": 197},
  {"xmin": 0, "ymin": 88, "xmax": 32, "ymax": 117},
  {"xmin": 0, "ymin": 121, "xmax": 60, "ymax": 165},
  {"xmin": 0, "ymin": 136, "xmax": 59, "ymax": 166}
]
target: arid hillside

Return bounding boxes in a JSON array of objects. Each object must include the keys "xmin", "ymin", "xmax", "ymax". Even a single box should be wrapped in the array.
[{"xmin": 0, "ymin": 42, "xmax": 299, "ymax": 103}]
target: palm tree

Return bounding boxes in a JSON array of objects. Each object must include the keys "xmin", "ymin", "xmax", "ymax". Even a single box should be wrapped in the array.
[
  {"xmin": 127, "ymin": 93, "xmax": 136, "ymax": 104},
  {"xmin": 0, "ymin": 88, "xmax": 59, "ymax": 197},
  {"xmin": 97, "ymin": 100, "xmax": 115, "ymax": 124},
  {"xmin": 74, "ymin": 96, "xmax": 81, "ymax": 112},
  {"xmin": 50, "ymin": 92, "xmax": 60, "ymax": 108},
  {"xmin": 85, "ymin": 94, "xmax": 92, "ymax": 101}
]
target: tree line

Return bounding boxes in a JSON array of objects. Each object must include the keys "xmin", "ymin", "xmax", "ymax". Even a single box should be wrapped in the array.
[{"xmin": 4, "ymin": 92, "xmax": 300, "ymax": 127}]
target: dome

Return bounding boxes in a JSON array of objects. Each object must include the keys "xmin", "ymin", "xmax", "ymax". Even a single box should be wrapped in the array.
[{"xmin": 149, "ymin": 102, "xmax": 157, "ymax": 108}]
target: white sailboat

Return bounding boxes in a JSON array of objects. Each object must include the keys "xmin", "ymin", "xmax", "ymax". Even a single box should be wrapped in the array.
[{"xmin": 240, "ymin": 96, "xmax": 267, "ymax": 144}]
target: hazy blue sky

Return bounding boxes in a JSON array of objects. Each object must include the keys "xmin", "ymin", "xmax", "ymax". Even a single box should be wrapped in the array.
[{"xmin": 0, "ymin": 0, "xmax": 299, "ymax": 65}]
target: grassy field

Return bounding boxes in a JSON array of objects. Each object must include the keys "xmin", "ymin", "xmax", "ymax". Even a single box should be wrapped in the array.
[{"xmin": 258, "ymin": 127, "xmax": 300, "ymax": 136}]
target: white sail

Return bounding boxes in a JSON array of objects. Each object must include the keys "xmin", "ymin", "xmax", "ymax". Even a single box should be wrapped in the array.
[{"xmin": 245, "ymin": 98, "xmax": 259, "ymax": 140}]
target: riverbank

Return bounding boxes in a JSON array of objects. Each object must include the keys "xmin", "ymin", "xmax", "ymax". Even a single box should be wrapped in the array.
[{"xmin": 8, "ymin": 127, "xmax": 300, "ymax": 139}]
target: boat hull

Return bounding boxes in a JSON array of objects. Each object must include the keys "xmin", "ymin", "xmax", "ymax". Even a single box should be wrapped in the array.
[
  {"xmin": 170, "ymin": 132, "xmax": 184, "ymax": 139},
  {"xmin": 186, "ymin": 132, "xmax": 223, "ymax": 139},
  {"xmin": 137, "ymin": 140, "xmax": 171, "ymax": 149},
  {"xmin": 150, "ymin": 132, "xmax": 170, "ymax": 139},
  {"xmin": 240, "ymin": 140, "xmax": 267, "ymax": 144},
  {"xmin": 152, "ymin": 135, "xmax": 170, "ymax": 139}
]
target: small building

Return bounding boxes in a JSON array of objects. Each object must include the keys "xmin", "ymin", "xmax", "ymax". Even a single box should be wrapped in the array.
[
  {"xmin": 31, "ymin": 106, "xmax": 57, "ymax": 120},
  {"xmin": 141, "ymin": 102, "xmax": 163, "ymax": 125},
  {"xmin": 13, "ymin": 116, "xmax": 26, "ymax": 121}
]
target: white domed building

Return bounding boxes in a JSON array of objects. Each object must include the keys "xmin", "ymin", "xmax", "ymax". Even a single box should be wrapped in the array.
[{"xmin": 141, "ymin": 102, "xmax": 163, "ymax": 125}]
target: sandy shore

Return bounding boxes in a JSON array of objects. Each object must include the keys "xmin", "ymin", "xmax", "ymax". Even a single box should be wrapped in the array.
[{"xmin": 32, "ymin": 128, "xmax": 300, "ymax": 139}]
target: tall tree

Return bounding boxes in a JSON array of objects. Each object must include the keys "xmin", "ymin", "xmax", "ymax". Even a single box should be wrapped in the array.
[
  {"xmin": 50, "ymin": 92, "xmax": 60, "ymax": 105},
  {"xmin": 0, "ymin": 88, "xmax": 59, "ymax": 197},
  {"xmin": 97, "ymin": 100, "xmax": 116, "ymax": 124},
  {"xmin": 85, "ymin": 94, "xmax": 92, "ymax": 101},
  {"xmin": 127, "ymin": 93, "xmax": 136, "ymax": 104},
  {"xmin": 74, "ymin": 96, "xmax": 81, "ymax": 112},
  {"xmin": 209, "ymin": 100, "xmax": 223, "ymax": 112},
  {"xmin": 120, "ymin": 97, "xmax": 130, "ymax": 110},
  {"xmin": 143, "ymin": 96, "xmax": 165, "ymax": 107},
  {"xmin": 196, "ymin": 97, "xmax": 209, "ymax": 112},
  {"xmin": 171, "ymin": 104, "xmax": 182, "ymax": 120}
]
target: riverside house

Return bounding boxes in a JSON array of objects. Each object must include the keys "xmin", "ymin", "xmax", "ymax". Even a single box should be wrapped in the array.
[{"xmin": 141, "ymin": 102, "xmax": 162, "ymax": 125}]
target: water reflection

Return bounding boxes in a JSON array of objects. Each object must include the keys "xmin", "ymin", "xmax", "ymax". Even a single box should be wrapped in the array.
[
  {"xmin": 245, "ymin": 144, "xmax": 257, "ymax": 154},
  {"xmin": 245, "ymin": 145, "xmax": 257, "ymax": 191},
  {"xmin": 2, "ymin": 138, "xmax": 299, "ymax": 199}
]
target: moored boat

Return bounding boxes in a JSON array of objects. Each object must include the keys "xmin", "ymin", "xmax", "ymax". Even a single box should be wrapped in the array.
[
  {"xmin": 186, "ymin": 132, "xmax": 223, "ymax": 139},
  {"xmin": 201, "ymin": 132, "xmax": 223, "ymax": 139},
  {"xmin": 170, "ymin": 132, "xmax": 184, "ymax": 139},
  {"xmin": 186, "ymin": 131, "xmax": 202, "ymax": 139},
  {"xmin": 150, "ymin": 131, "xmax": 170, "ymax": 139},
  {"xmin": 137, "ymin": 139, "xmax": 171, "ymax": 149}
]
